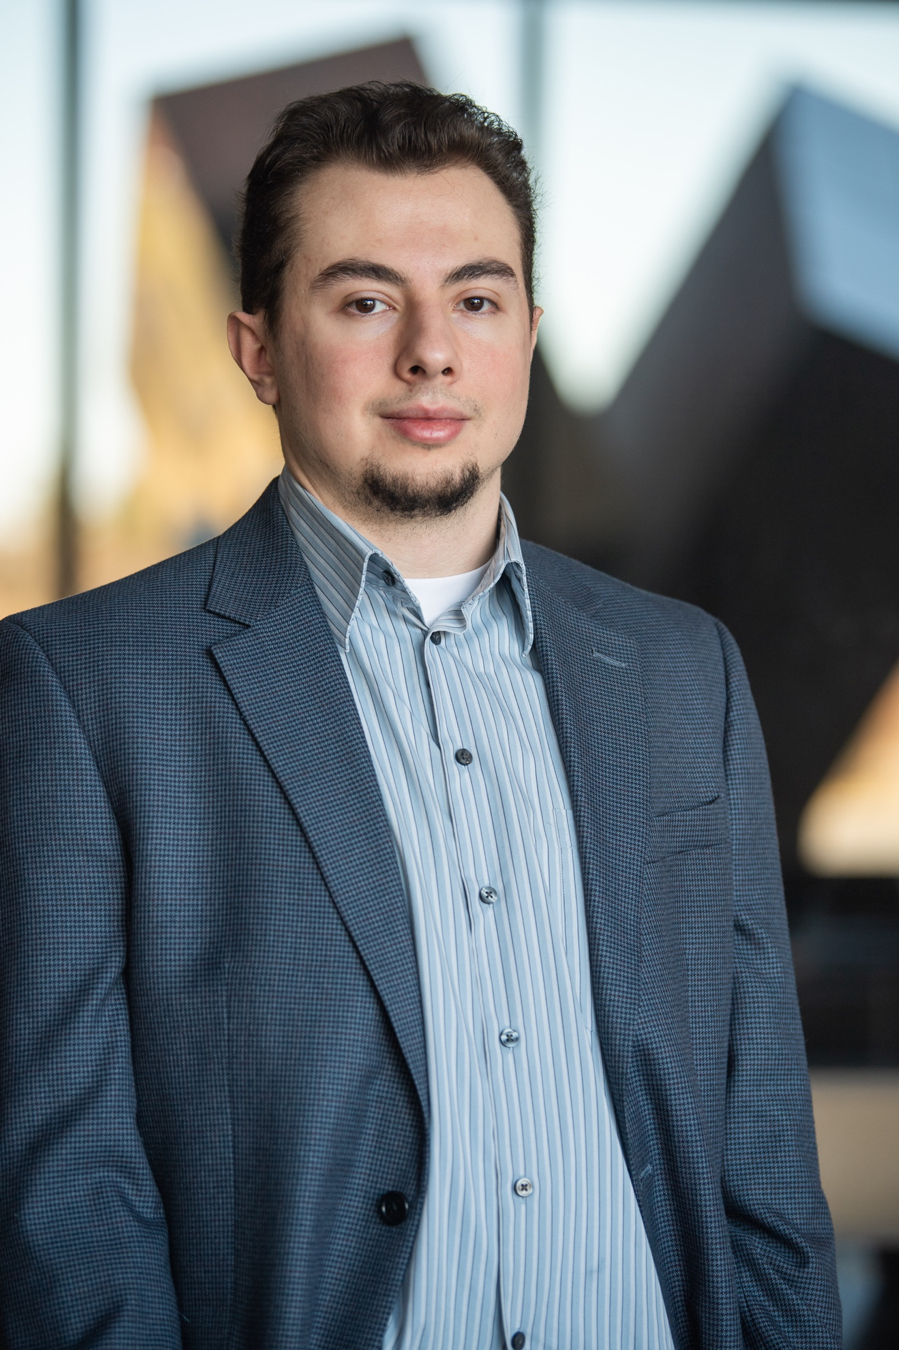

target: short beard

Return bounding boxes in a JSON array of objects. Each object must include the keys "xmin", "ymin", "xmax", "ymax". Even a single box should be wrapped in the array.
[{"xmin": 355, "ymin": 459, "xmax": 482, "ymax": 520}]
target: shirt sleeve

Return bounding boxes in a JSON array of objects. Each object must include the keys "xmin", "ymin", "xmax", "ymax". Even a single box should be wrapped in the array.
[{"xmin": 0, "ymin": 618, "xmax": 182, "ymax": 1348}]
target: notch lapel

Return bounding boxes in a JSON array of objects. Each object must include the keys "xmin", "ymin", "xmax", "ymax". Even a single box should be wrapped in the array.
[
  {"xmin": 528, "ymin": 572, "xmax": 647, "ymax": 1143},
  {"xmin": 207, "ymin": 487, "xmax": 429, "ymax": 1124}
]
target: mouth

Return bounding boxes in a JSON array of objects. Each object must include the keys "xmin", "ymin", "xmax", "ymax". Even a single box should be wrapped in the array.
[{"xmin": 380, "ymin": 405, "xmax": 470, "ymax": 446}]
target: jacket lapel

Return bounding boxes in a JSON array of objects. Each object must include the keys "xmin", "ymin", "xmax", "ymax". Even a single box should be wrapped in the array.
[
  {"xmin": 206, "ymin": 485, "xmax": 429, "ymax": 1124},
  {"xmin": 527, "ymin": 568, "xmax": 647, "ymax": 1145}
]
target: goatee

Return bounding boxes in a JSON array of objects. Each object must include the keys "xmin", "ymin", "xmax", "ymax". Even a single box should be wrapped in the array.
[{"xmin": 356, "ymin": 459, "xmax": 482, "ymax": 519}]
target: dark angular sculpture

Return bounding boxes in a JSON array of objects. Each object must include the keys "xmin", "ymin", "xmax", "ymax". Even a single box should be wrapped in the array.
[
  {"xmin": 504, "ymin": 346, "xmax": 619, "ymax": 567},
  {"xmin": 157, "ymin": 38, "xmax": 427, "ymax": 256},
  {"xmin": 596, "ymin": 86, "xmax": 899, "ymax": 873}
]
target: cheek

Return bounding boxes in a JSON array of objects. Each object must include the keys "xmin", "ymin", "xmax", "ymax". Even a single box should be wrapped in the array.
[
  {"xmin": 475, "ymin": 342, "xmax": 532, "ymax": 411},
  {"xmin": 303, "ymin": 337, "xmax": 384, "ymax": 413}
]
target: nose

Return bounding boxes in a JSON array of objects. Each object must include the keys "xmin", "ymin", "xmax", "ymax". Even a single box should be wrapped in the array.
[{"xmin": 394, "ymin": 302, "xmax": 460, "ymax": 383}]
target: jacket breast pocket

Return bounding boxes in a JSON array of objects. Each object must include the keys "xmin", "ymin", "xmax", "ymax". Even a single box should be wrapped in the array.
[{"xmin": 648, "ymin": 794, "xmax": 729, "ymax": 861}]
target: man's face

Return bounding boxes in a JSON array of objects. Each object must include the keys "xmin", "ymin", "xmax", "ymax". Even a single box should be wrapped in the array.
[{"xmin": 235, "ymin": 161, "xmax": 540, "ymax": 522}]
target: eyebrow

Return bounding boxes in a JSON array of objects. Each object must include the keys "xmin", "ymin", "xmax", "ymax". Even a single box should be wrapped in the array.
[
  {"xmin": 310, "ymin": 256, "xmax": 520, "ymax": 291},
  {"xmin": 443, "ymin": 259, "xmax": 519, "ymax": 288},
  {"xmin": 311, "ymin": 259, "xmax": 407, "ymax": 290}
]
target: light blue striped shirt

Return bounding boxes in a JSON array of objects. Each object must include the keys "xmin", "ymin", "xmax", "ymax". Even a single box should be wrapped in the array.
[{"xmin": 278, "ymin": 469, "xmax": 674, "ymax": 1350}]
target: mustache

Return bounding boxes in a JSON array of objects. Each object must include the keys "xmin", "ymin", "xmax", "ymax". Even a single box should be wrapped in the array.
[{"xmin": 369, "ymin": 396, "xmax": 482, "ymax": 419}]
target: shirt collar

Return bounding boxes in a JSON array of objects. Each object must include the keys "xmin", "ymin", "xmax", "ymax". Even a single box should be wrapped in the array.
[{"xmin": 278, "ymin": 467, "xmax": 533, "ymax": 654}]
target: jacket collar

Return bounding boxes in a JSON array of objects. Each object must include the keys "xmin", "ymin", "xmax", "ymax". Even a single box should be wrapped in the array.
[{"xmin": 206, "ymin": 478, "xmax": 307, "ymax": 626}]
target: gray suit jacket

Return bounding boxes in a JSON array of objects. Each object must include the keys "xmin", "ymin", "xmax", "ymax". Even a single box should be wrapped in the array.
[{"xmin": 0, "ymin": 482, "xmax": 840, "ymax": 1348}]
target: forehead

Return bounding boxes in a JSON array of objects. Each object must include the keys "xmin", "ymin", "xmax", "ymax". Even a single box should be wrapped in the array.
[{"xmin": 290, "ymin": 162, "xmax": 523, "ymax": 277}]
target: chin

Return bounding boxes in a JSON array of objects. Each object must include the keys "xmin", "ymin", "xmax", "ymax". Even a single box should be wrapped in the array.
[{"xmin": 356, "ymin": 455, "xmax": 482, "ymax": 520}]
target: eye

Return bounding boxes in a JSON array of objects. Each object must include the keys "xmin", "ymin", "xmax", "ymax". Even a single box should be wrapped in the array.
[
  {"xmin": 347, "ymin": 297, "xmax": 389, "ymax": 315},
  {"xmin": 459, "ymin": 296, "xmax": 495, "ymax": 313}
]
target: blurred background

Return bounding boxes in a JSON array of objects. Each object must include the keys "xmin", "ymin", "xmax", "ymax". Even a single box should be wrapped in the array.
[{"xmin": 2, "ymin": 0, "xmax": 899, "ymax": 1341}]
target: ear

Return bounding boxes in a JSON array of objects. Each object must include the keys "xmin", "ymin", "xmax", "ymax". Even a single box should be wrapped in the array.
[
  {"xmin": 530, "ymin": 305, "xmax": 543, "ymax": 354},
  {"xmin": 227, "ymin": 311, "xmax": 280, "ymax": 406}
]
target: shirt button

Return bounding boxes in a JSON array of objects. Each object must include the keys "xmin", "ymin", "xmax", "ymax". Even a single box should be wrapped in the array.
[
  {"xmin": 382, "ymin": 570, "xmax": 396, "ymax": 587},
  {"xmin": 513, "ymin": 1177, "xmax": 534, "ymax": 1199},
  {"xmin": 377, "ymin": 1191, "xmax": 409, "ymax": 1226},
  {"xmin": 511, "ymin": 1334, "xmax": 526, "ymax": 1350},
  {"xmin": 478, "ymin": 886, "xmax": 498, "ymax": 905},
  {"xmin": 499, "ymin": 1027, "xmax": 520, "ymax": 1048},
  {"xmin": 454, "ymin": 748, "xmax": 473, "ymax": 765},
  {"xmin": 430, "ymin": 631, "xmax": 442, "ymax": 645}
]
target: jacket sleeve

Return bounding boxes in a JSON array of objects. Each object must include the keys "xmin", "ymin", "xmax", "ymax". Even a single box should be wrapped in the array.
[
  {"xmin": 0, "ymin": 619, "xmax": 182, "ymax": 1348},
  {"xmin": 716, "ymin": 620, "xmax": 842, "ymax": 1348}
]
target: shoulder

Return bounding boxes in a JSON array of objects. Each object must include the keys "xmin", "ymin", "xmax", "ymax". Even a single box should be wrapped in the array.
[
  {"xmin": 522, "ymin": 543, "xmax": 742, "ymax": 813},
  {"xmin": 521, "ymin": 539, "xmax": 724, "ymax": 655},
  {"xmin": 0, "ymin": 540, "xmax": 235, "ymax": 743},
  {"xmin": 521, "ymin": 541, "xmax": 736, "ymax": 762},
  {"xmin": 1, "ymin": 479, "xmax": 288, "ymax": 665},
  {"xmin": 2, "ymin": 535, "xmax": 221, "ymax": 660}
]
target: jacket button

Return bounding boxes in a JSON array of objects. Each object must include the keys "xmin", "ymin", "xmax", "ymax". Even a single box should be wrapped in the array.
[{"xmin": 377, "ymin": 1191, "xmax": 409, "ymax": 1226}]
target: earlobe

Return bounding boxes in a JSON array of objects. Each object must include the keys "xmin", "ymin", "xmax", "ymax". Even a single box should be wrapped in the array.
[
  {"xmin": 529, "ymin": 303, "xmax": 542, "ymax": 351},
  {"xmin": 227, "ymin": 311, "xmax": 280, "ymax": 406},
  {"xmin": 530, "ymin": 305, "xmax": 544, "ymax": 353}
]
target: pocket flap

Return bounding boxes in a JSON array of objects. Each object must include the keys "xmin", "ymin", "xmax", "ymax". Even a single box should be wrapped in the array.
[{"xmin": 648, "ymin": 794, "xmax": 729, "ymax": 860}]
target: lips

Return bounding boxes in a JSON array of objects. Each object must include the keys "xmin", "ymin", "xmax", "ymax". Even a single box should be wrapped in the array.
[{"xmin": 381, "ymin": 406, "xmax": 469, "ymax": 446}]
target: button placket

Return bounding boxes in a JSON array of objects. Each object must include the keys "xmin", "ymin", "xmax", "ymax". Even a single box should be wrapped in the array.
[
  {"xmin": 489, "ymin": 927, "xmax": 538, "ymax": 1347},
  {"xmin": 412, "ymin": 601, "xmax": 536, "ymax": 1343},
  {"xmin": 424, "ymin": 637, "xmax": 487, "ymax": 936},
  {"xmin": 423, "ymin": 635, "xmax": 477, "ymax": 777}
]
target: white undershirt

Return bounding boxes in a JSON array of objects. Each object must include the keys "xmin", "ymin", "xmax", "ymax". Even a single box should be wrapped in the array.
[{"xmin": 404, "ymin": 564, "xmax": 490, "ymax": 627}]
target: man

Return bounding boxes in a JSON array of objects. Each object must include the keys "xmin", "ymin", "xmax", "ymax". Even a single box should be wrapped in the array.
[{"xmin": 0, "ymin": 82, "xmax": 840, "ymax": 1349}]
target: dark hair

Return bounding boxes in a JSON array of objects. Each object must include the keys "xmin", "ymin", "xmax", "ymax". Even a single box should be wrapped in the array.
[{"xmin": 238, "ymin": 81, "xmax": 536, "ymax": 330}]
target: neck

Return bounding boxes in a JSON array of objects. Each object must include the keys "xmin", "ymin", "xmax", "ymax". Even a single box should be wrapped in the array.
[{"xmin": 283, "ymin": 461, "xmax": 503, "ymax": 578}]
